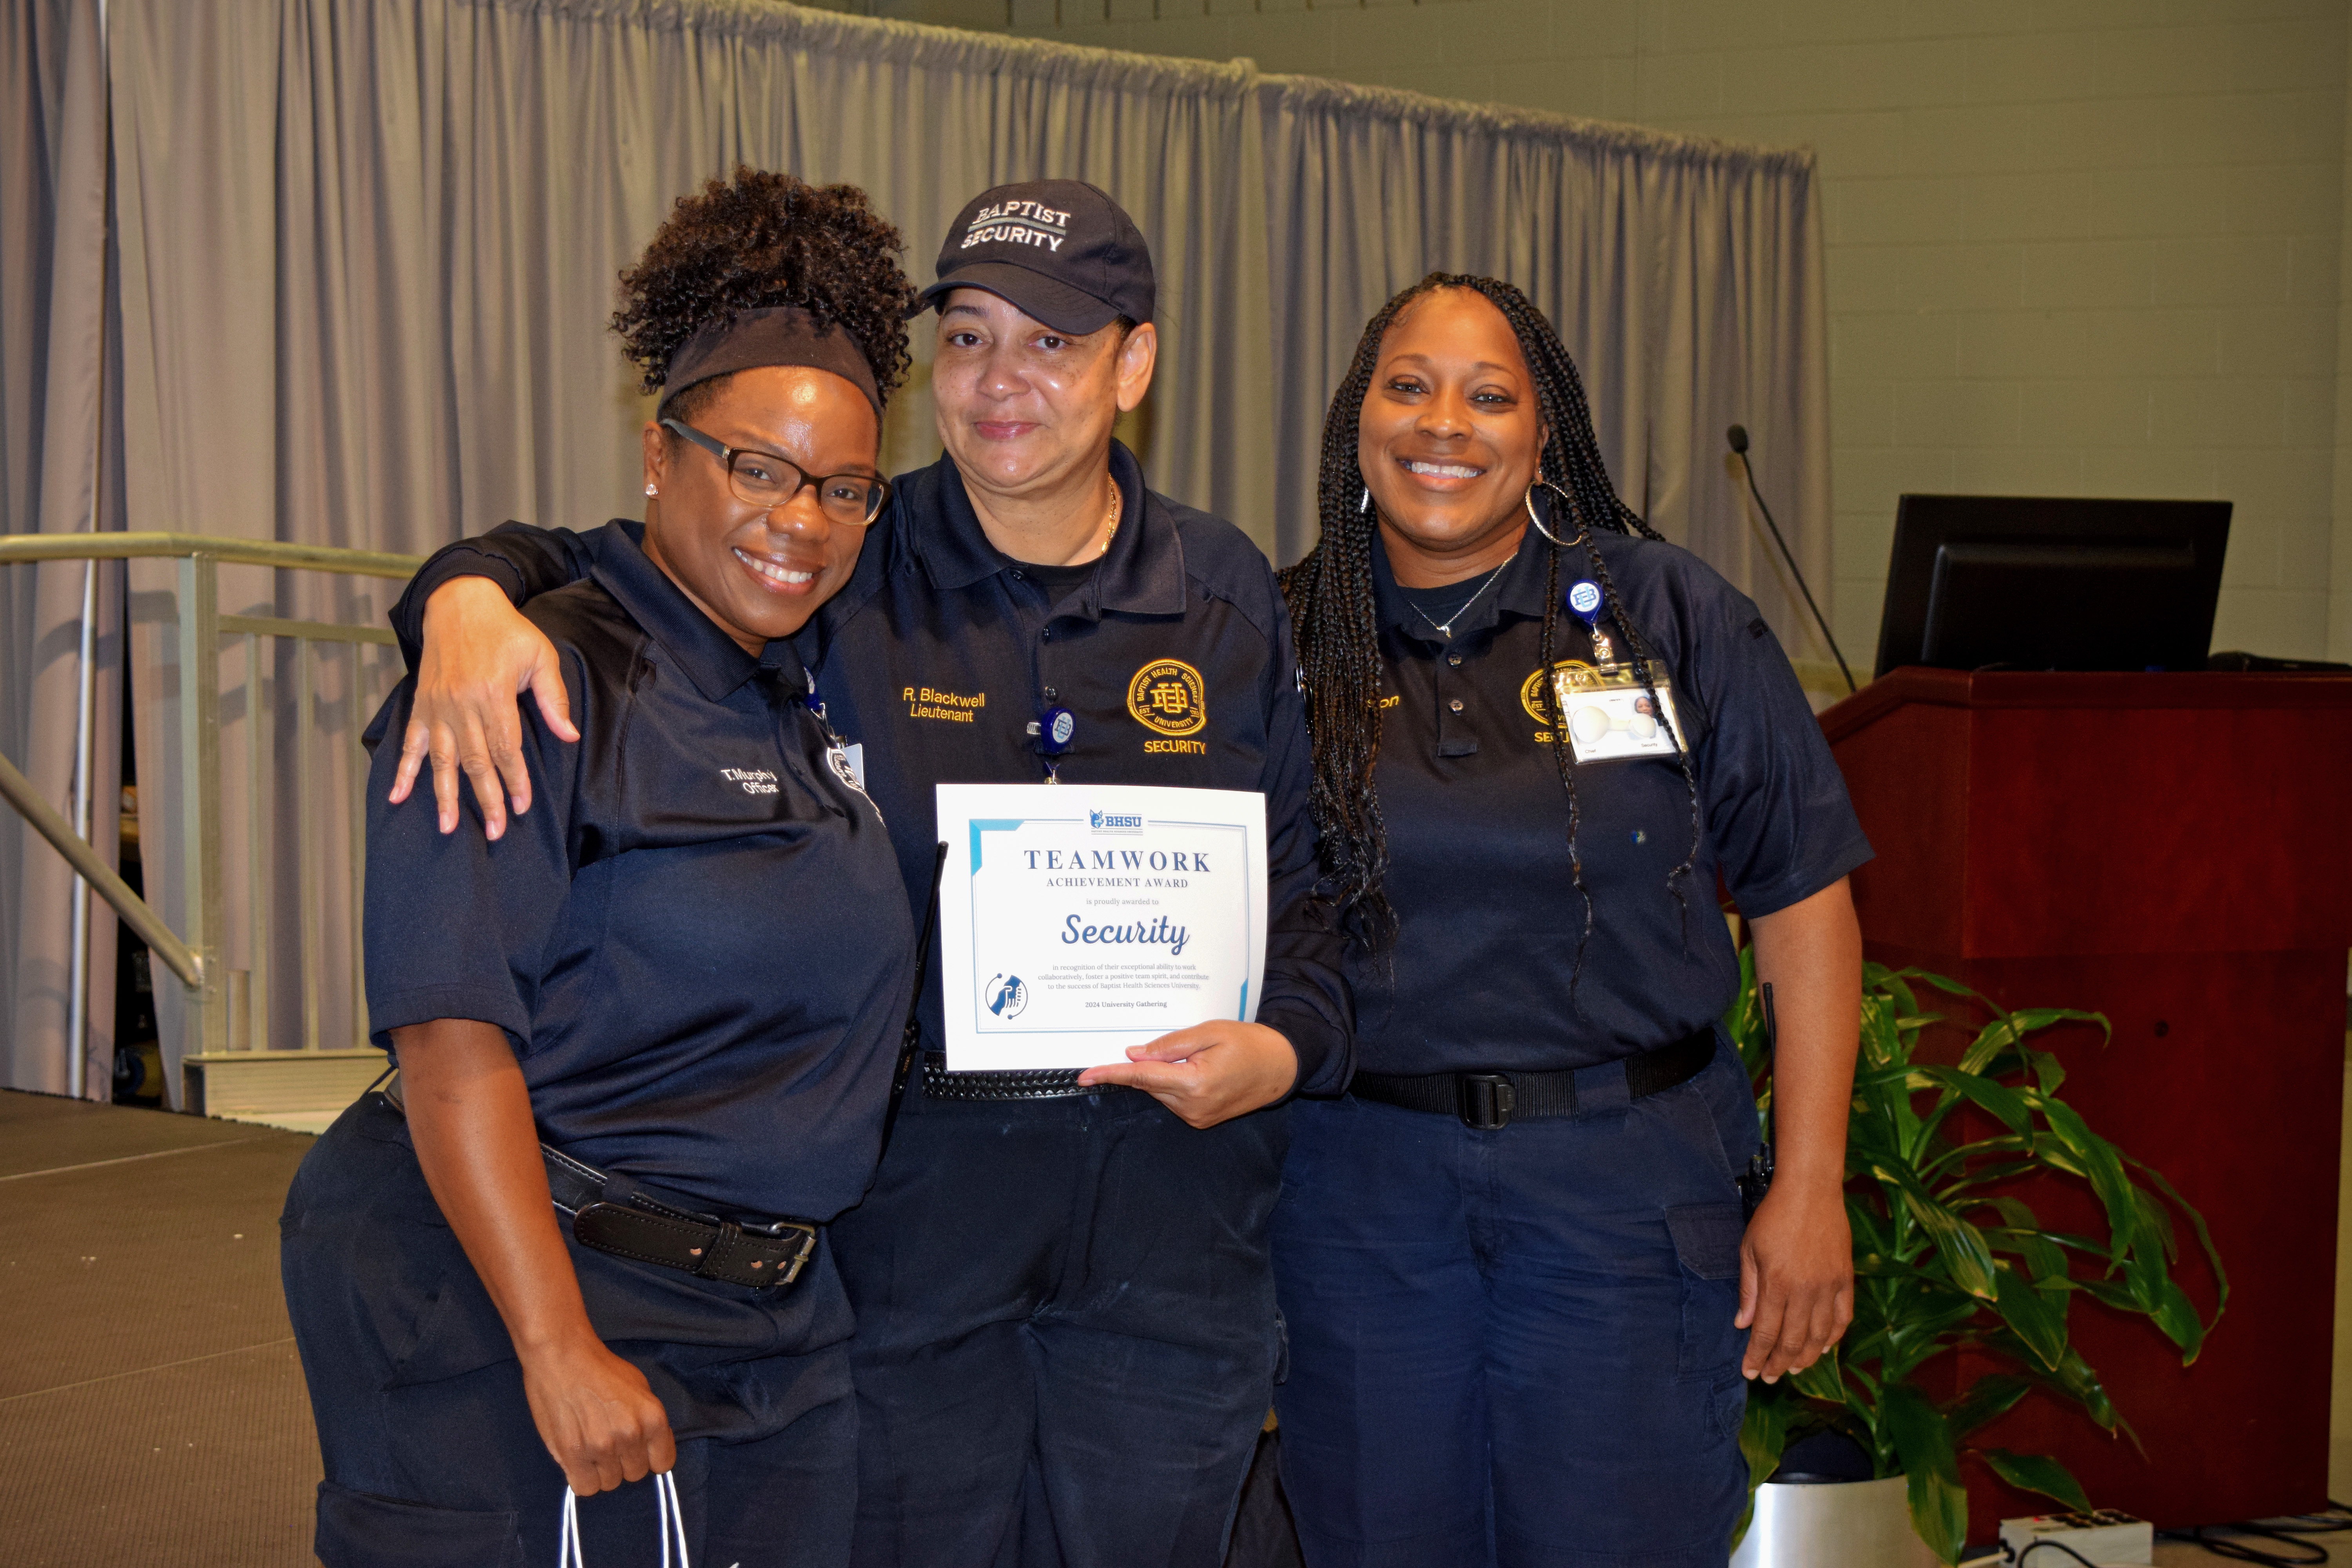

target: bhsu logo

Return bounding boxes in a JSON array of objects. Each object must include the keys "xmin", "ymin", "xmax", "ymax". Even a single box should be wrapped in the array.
[
  {"xmin": 720, "ymin": 767, "xmax": 779, "ymax": 796},
  {"xmin": 960, "ymin": 200, "xmax": 1072, "ymax": 254},
  {"xmin": 1089, "ymin": 809, "xmax": 1143, "ymax": 835},
  {"xmin": 984, "ymin": 973, "xmax": 1029, "ymax": 1019}
]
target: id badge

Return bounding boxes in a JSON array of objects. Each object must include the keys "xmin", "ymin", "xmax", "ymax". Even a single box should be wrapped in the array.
[{"xmin": 1552, "ymin": 661, "xmax": 1686, "ymax": 764}]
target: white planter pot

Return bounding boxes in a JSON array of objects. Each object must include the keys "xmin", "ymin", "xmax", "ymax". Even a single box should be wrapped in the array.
[{"xmin": 1729, "ymin": 1475, "xmax": 1944, "ymax": 1568}]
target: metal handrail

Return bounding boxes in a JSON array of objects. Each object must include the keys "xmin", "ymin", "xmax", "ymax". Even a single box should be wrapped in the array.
[
  {"xmin": 0, "ymin": 747, "xmax": 201, "ymax": 986},
  {"xmin": 1, "ymin": 531, "xmax": 419, "ymax": 1099},
  {"xmin": 0, "ymin": 531, "xmax": 422, "ymax": 577}
]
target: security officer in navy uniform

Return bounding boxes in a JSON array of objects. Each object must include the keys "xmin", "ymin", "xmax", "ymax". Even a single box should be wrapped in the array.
[
  {"xmin": 1273, "ymin": 275, "xmax": 1868, "ymax": 1566},
  {"xmin": 282, "ymin": 170, "xmax": 919, "ymax": 1566},
  {"xmin": 380, "ymin": 180, "xmax": 1351, "ymax": 1568}
]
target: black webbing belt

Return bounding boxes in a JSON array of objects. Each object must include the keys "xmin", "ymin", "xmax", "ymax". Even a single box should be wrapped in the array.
[
  {"xmin": 374, "ymin": 1074, "xmax": 817, "ymax": 1291},
  {"xmin": 1349, "ymin": 1026, "xmax": 1718, "ymax": 1131}
]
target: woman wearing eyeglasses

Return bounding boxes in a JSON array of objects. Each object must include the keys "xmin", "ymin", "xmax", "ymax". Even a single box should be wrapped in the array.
[{"xmin": 279, "ymin": 170, "xmax": 916, "ymax": 1568}]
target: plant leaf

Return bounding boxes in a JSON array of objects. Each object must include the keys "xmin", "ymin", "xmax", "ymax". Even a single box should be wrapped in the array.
[
  {"xmin": 1889, "ymin": 966, "xmax": 1978, "ymax": 1001},
  {"xmin": 1991, "ymin": 1262, "xmax": 2069, "ymax": 1370},
  {"xmin": 1882, "ymin": 1379, "xmax": 1969, "ymax": 1565},
  {"xmin": 1941, "ymin": 1372, "xmax": 2031, "ymax": 1441},
  {"xmin": 1731, "ymin": 1388, "xmax": 1789, "ymax": 1553},
  {"xmin": 2023, "ymin": 1094, "xmax": 2141, "ymax": 1263},
  {"xmin": 1914, "ymin": 1065, "xmax": 2034, "ymax": 1136},
  {"xmin": 1981, "ymin": 1225, "xmax": 2070, "ymax": 1286},
  {"xmin": 2150, "ymin": 1276, "xmax": 2207, "ymax": 1363},
  {"xmin": 1873, "ymin": 1161, "xmax": 2000, "ymax": 1300},
  {"xmin": 1786, "ymin": 1346, "xmax": 1848, "ymax": 1405},
  {"xmin": 1975, "ymin": 1448, "xmax": 2093, "ymax": 1514},
  {"xmin": 2125, "ymin": 1154, "xmax": 2231, "ymax": 1325}
]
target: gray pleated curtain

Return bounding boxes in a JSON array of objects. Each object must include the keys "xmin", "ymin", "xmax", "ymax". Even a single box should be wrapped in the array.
[{"xmin": 0, "ymin": 0, "xmax": 1827, "ymax": 1097}]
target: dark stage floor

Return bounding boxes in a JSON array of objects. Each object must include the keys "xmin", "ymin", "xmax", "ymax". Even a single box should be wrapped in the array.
[
  {"xmin": 0, "ymin": 1084, "xmax": 2340, "ymax": 1568},
  {"xmin": 0, "ymin": 1089, "xmax": 321, "ymax": 1567}
]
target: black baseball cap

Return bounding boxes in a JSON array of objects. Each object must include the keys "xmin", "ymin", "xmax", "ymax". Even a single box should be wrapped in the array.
[{"xmin": 915, "ymin": 179, "xmax": 1155, "ymax": 335}]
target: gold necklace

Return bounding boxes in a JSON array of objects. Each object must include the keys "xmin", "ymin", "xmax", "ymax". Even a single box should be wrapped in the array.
[{"xmin": 1098, "ymin": 483, "xmax": 1122, "ymax": 557}]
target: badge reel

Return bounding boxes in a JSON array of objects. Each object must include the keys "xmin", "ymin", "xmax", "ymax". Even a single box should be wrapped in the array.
[
  {"xmin": 1029, "ymin": 704, "xmax": 1076, "ymax": 783},
  {"xmin": 802, "ymin": 677, "xmax": 868, "ymax": 793},
  {"xmin": 1558, "ymin": 579, "xmax": 1684, "ymax": 765}
]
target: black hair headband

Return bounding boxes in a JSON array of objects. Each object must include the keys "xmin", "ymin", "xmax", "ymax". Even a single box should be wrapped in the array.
[{"xmin": 660, "ymin": 305, "xmax": 882, "ymax": 415}]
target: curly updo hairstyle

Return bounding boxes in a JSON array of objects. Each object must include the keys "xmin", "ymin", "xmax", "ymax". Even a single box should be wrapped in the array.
[
  {"xmin": 1278, "ymin": 274, "xmax": 1700, "ymax": 983},
  {"xmin": 611, "ymin": 166, "xmax": 920, "ymax": 423}
]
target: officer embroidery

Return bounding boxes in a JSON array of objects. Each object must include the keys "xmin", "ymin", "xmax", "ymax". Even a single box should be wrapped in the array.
[{"xmin": 1127, "ymin": 659, "xmax": 1208, "ymax": 738}]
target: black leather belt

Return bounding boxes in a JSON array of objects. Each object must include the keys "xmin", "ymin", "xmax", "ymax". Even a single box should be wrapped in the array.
[
  {"xmin": 377, "ymin": 1075, "xmax": 817, "ymax": 1291},
  {"xmin": 920, "ymin": 1051, "xmax": 1135, "ymax": 1102},
  {"xmin": 1350, "ymin": 1027, "xmax": 1719, "ymax": 1131}
]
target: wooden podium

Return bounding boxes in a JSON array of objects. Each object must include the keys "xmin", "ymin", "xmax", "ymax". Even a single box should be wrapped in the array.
[{"xmin": 1820, "ymin": 669, "xmax": 2352, "ymax": 1536}]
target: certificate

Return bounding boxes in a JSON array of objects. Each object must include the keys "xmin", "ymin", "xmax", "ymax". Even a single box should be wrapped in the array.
[{"xmin": 935, "ymin": 783, "xmax": 1268, "ymax": 1072}]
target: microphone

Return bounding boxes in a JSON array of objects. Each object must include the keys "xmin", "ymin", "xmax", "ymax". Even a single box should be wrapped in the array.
[{"xmin": 1726, "ymin": 425, "xmax": 1855, "ymax": 695}]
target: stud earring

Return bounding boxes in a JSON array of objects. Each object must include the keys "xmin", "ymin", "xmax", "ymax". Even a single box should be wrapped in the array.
[{"xmin": 645, "ymin": 483, "xmax": 658, "ymax": 497}]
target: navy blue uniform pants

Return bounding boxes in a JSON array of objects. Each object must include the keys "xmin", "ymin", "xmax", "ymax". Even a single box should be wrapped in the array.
[
  {"xmin": 1269, "ymin": 1039, "xmax": 1757, "ymax": 1568},
  {"xmin": 828, "ymin": 1085, "xmax": 1289, "ymax": 1568},
  {"xmin": 280, "ymin": 1096, "xmax": 859, "ymax": 1568}
]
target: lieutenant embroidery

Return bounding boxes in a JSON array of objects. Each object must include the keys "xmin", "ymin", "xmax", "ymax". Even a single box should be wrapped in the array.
[
  {"xmin": 1127, "ymin": 659, "xmax": 1208, "ymax": 740},
  {"xmin": 720, "ymin": 768, "xmax": 779, "ymax": 796},
  {"xmin": 904, "ymin": 685, "xmax": 985, "ymax": 724}
]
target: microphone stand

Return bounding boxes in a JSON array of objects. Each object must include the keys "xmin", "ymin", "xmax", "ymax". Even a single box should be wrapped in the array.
[{"xmin": 1728, "ymin": 426, "xmax": 1856, "ymax": 695}]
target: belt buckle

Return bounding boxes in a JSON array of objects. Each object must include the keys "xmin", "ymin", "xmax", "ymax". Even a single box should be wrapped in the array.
[
  {"xmin": 1459, "ymin": 1073, "xmax": 1514, "ymax": 1131},
  {"xmin": 739, "ymin": 1218, "xmax": 819, "ymax": 1286}
]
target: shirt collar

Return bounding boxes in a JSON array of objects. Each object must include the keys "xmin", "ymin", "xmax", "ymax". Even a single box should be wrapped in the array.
[
  {"xmin": 1373, "ymin": 519, "xmax": 1559, "ymax": 646},
  {"xmin": 901, "ymin": 439, "xmax": 1187, "ymax": 618},
  {"xmin": 592, "ymin": 520, "xmax": 807, "ymax": 702}
]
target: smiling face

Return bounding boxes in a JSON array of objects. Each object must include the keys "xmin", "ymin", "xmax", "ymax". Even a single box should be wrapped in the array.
[
  {"xmin": 1357, "ymin": 287, "xmax": 1546, "ymax": 585},
  {"xmin": 929, "ymin": 287, "xmax": 1156, "ymax": 504},
  {"xmin": 639, "ymin": 363, "xmax": 880, "ymax": 654}
]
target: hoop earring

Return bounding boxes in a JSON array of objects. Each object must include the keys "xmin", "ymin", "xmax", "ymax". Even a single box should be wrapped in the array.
[
  {"xmin": 1524, "ymin": 479, "xmax": 1585, "ymax": 548},
  {"xmin": 1359, "ymin": 485, "xmax": 1372, "ymax": 516}
]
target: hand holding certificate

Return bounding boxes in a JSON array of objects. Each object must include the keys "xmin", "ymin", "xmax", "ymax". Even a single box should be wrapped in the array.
[{"xmin": 935, "ymin": 783, "xmax": 1269, "ymax": 1073}]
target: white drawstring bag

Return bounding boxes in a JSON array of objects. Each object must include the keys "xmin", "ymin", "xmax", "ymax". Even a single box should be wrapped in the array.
[{"xmin": 556, "ymin": 1471, "xmax": 691, "ymax": 1568}]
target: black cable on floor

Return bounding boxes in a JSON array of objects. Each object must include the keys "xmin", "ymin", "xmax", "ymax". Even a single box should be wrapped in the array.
[
  {"xmin": 2156, "ymin": 1522, "xmax": 2330, "ymax": 1565},
  {"xmin": 2016, "ymin": 1541, "xmax": 2101, "ymax": 1567}
]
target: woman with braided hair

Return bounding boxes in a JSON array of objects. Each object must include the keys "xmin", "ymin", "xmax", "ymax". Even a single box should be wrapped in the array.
[{"xmin": 1269, "ymin": 276, "xmax": 1871, "ymax": 1566}]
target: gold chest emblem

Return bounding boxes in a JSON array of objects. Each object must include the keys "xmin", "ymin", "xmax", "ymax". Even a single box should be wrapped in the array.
[
  {"xmin": 1519, "ymin": 660, "xmax": 1601, "ymax": 723},
  {"xmin": 1127, "ymin": 659, "xmax": 1208, "ymax": 737}
]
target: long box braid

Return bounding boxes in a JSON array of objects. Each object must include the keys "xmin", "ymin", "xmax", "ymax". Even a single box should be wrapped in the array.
[{"xmin": 1277, "ymin": 273, "xmax": 1704, "ymax": 985}]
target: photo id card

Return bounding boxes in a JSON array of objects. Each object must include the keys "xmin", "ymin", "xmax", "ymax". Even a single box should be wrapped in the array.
[{"xmin": 1552, "ymin": 661, "xmax": 1688, "ymax": 764}]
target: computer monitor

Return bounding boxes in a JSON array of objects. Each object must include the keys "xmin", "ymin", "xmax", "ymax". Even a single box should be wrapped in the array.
[{"xmin": 1872, "ymin": 495, "xmax": 2232, "ymax": 678}]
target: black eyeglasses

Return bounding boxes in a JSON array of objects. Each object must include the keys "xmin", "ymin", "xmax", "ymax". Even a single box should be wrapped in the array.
[{"xmin": 660, "ymin": 417, "xmax": 891, "ymax": 527}]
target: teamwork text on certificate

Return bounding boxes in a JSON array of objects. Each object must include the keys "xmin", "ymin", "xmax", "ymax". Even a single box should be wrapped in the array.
[{"xmin": 934, "ymin": 783, "xmax": 1269, "ymax": 1072}]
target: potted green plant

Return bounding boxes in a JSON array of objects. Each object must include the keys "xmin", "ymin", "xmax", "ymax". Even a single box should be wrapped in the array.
[{"xmin": 1725, "ymin": 958, "xmax": 2227, "ymax": 1566}]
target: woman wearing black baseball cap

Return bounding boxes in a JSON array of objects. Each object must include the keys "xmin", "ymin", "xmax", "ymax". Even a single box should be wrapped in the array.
[{"xmin": 372, "ymin": 176, "xmax": 1350, "ymax": 1568}]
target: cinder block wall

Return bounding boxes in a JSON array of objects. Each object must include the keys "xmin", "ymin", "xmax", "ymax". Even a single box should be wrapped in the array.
[{"xmin": 849, "ymin": 0, "xmax": 2352, "ymax": 664}]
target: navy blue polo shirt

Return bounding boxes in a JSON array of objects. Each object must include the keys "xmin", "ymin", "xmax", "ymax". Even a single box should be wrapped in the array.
[
  {"xmin": 388, "ymin": 441, "xmax": 1351, "ymax": 1097},
  {"xmin": 363, "ymin": 523, "xmax": 914, "ymax": 1221},
  {"xmin": 1357, "ymin": 517, "xmax": 1871, "ymax": 1075}
]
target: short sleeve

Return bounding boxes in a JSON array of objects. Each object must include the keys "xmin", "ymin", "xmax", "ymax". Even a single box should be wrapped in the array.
[
  {"xmin": 387, "ymin": 522, "xmax": 610, "ymax": 670},
  {"xmin": 1679, "ymin": 587, "xmax": 1873, "ymax": 918},
  {"xmin": 360, "ymin": 650, "xmax": 588, "ymax": 1055}
]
